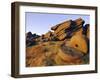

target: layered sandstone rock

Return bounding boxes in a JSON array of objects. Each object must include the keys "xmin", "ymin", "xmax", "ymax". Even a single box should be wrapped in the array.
[
  {"xmin": 51, "ymin": 18, "xmax": 85, "ymax": 40},
  {"xmin": 26, "ymin": 18, "xmax": 90, "ymax": 67}
]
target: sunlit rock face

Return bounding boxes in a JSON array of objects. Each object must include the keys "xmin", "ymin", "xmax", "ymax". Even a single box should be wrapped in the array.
[{"xmin": 26, "ymin": 18, "xmax": 90, "ymax": 67}]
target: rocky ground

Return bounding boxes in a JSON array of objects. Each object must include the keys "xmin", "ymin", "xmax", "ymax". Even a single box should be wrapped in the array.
[{"xmin": 26, "ymin": 18, "xmax": 89, "ymax": 67}]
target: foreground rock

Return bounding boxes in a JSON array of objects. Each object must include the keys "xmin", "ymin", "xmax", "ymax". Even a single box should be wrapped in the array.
[{"xmin": 26, "ymin": 41, "xmax": 88, "ymax": 67}]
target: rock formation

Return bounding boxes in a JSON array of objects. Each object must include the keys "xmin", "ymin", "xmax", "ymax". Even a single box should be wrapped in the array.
[
  {"xmin": 51, "ymin": 18, "xmax": 85, "ymax": 40},
  {"xmin": 26, "ymin": 32, "xmax": 40, "ymax": 47},
  {"xmin": 26, "ymin": 18, "xmax": 90, "ymax": 67}
]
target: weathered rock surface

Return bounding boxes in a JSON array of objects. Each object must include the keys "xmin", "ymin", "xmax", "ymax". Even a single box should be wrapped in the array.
[
  {"xmin": 26, "ymin": 41, "xmax": 87, "ymax": 67},
  {"xmin": 83, "ymin": 24, "xmax": 90, "ymax": 39},
  {"xmin": 26, "ymin": 32, "xmax": 40, "ymax": 47},
  {"xmin": 26, "ymin": 18, "xmax": 90, "ymax": 67},
  {"xmin": 51, "ymin": 18, "xmax": 85, "ymax": 40}
]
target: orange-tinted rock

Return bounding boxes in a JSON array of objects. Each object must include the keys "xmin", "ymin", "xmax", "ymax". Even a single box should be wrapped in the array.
[
  {"xmin": 54, "ymin": 20, "xmax": 72, "ymax": 34},
  {"xmin": 44, "ymin": 31, "xmax": 53, "ymax": 40},
  {"xmin": 51, "ymin": 20, "xmax": 72, "ymax": 31},
  {"xmin": 57, "ymin": 33, "xmax": 67, "ymax": 40},
  {"xmin": 50, "ymin": 18, "xmax": 85, "ymax": 40},
  {"xmin": 66, "ymin": 34, "xmax": 88, "ymax": 54},
  {"xmin": 75, "ymin": 18, "xmax": 85, "ymax": 26},
  {"xmin": 26, "ymin": 18, "xmax": 89, "ymax": 67}
]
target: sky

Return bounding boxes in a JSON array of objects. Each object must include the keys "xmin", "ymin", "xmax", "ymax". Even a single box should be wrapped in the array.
[{"xmin": 25, "ymin": 12, "xmax": 90, "ymax": 35}]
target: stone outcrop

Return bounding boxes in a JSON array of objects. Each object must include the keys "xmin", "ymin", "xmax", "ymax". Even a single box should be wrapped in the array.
[
  {"xmin": 26, "ymin": 18, "xmax": 90, "ymax": 67},
  {"xmin": 51, "ymin": 18, "xmax": 85, "ymax": 40},
  {"xmin": 26, "ymin": 18, "xmax": 89, "ymax": 46},
  {"xmin": 82, "ymin": 24, "xmax": 90, "ymax": 39},
  {"xmin": 26, "ymin": 32, "xmax": 40, "ymax": 47}
]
